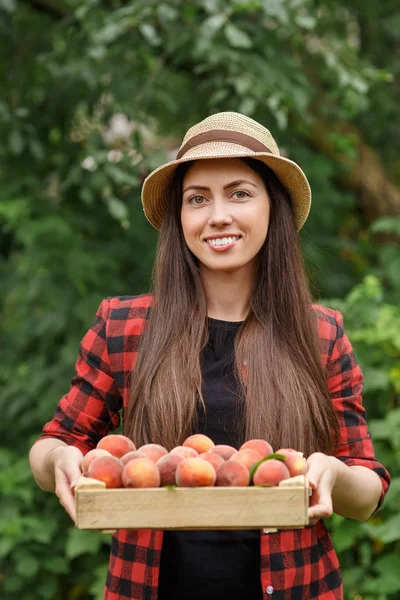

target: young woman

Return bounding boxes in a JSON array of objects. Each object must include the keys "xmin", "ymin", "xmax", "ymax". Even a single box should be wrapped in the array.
[{"xmin": 29, "ymin": 112, "xmax": 390, "ymax": 600}]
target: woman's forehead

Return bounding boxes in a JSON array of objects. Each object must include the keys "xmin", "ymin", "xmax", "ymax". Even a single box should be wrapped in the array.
[{"xmin": 183, "ymin": 157, "xmax": 260, "ymax": 185}]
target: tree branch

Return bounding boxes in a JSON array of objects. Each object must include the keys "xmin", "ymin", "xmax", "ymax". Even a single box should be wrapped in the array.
[
  {"xmin": 308, "ymin": 119, "xmax": 400, "ymax": 222},
  {"xmin": 24, "ymin": 0, "xmax": 69, "ymax": 19}
]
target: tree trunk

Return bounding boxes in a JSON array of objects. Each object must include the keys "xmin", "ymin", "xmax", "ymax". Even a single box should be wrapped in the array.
[{"xmin": 308, "ymin": 119, "xmax": 400, "ymax": 223}]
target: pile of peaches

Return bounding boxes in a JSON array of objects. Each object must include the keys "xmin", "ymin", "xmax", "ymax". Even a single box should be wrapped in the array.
[{"xmin": 80, "ymin": 433, "xmax": 307, "ymax": 489}]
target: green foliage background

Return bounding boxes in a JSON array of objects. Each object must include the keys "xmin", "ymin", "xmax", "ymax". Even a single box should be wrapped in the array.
[{"xmin": 0, "ymin": 1, "xmax": 399, "ymax": 598}]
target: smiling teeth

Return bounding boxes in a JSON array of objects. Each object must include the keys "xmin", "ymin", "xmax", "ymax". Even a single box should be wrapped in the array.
[{"xmin": 206, "ymin": 236, "xmax": 239, "ymax": 247}]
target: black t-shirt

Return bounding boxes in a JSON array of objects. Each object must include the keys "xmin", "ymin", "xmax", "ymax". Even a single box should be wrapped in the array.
[{"xmin": 158, "ymin": 318, "xmax": 263, "ymax": 600}]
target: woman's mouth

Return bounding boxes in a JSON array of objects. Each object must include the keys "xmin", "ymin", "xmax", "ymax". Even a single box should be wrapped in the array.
[{"xmin": 205, "ymin": 235, "xmax": 241, "ymax": 249}]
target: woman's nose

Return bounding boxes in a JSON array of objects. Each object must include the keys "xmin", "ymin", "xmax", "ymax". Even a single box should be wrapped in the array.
[{"xmin": 208, "ymin": 200, "xmax": 233, "ymax": 227}]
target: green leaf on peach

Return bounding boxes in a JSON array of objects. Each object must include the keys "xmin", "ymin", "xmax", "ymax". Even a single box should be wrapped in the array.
[{"xmin": 249, "ymin": 453, "xmax": 286, "ymax": 482}]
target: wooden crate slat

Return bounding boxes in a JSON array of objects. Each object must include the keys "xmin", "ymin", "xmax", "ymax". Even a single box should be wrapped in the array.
[{"xmin": 76, "ymin": 483, "xmax": 309, "ymax": 530}]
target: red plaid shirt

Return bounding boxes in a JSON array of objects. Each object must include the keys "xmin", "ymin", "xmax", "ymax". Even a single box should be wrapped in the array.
[{"xmin": 37, "ymin": 295, "xmax": 390, "ymax": 600}]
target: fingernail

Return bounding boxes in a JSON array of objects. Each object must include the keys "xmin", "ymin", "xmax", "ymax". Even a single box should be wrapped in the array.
[{"xmin": 70, "ymin": 480, "xmax": 77, "ymax": 489}]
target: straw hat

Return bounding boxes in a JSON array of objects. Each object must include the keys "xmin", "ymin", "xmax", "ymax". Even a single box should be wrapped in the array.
[{"xmin": 141, "ymin": 112, "xmax": 311, "ymax": 231}]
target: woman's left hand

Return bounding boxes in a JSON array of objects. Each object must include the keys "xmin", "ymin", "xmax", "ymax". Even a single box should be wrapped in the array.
[{"xmin": 306, "ymin": 452, "xmax": 338, "ymax": 526}]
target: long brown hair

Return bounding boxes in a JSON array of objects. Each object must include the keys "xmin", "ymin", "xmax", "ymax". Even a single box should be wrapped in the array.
[{"xmin": 125, "ymin": 158, "xmax": 340, "ymax": 456}]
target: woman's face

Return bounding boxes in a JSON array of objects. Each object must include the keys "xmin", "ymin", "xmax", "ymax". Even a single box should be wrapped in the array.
[{"xmin": 181, "ymin": 158, "xmax": 270, "ymax": 277}]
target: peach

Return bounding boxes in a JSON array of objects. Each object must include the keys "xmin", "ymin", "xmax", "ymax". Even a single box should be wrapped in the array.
[
  {"xmin": 87, "ymin": 455, "xmax": 123, "ymax": 488},
  {"xmin": 182, "ymin": 434, "xmax": 215, "ymax": 454},
  {"xmin": 170, "ymin": 445, "xmax": 198, "ymax": 459},
  {"xmin": 253, "ymin": 459, "xmax": 290, "ymax": 486},
  {"xmin": 139, "ymin": 444, "xmax": 168, "ymax": 463},
  {"xmin": 275, "ymin": 448, "xmax": 307, "ymax": 477},
  {"xmin": 156, "ymin": 454, "xmax": 184, "ymax": 486},
  {"xmin": 229, "ymin": 449, "xmax": 264, "ymax": 470},
  {"xmin": 175, "ymin": 457, "xmax": 216, "ymax": 487},
  {"xmin": 81, "ymin": 448, "xmax": 111, "ymax": 475},
  {"xmin": 122, "ymin": 458, "xmax": 160, "ymax": 488},
  {"xmin": 97, "ymin": 434, "xmax": 136, "ymax": 458},
  {"xmin": 240, "ymin": 439, "xmax": 273, "ymax": 457},
  {"xmin": 199, "ymin": 452, "xmax": 224, "ymax": 471},
  {"xmin": 211, "ymin": 444, "xmax": 237, "ymax": 460},
  {"xmin": 216, "ymin": 461, "xmax": 250, "ymax": 487},
  {"xmin": 120, "ymin": 450, "xmax": 147, "ymax": 466}
]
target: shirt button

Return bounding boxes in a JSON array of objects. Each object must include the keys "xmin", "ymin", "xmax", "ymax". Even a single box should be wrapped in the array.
[{"xmin": 266, "ymin": 585, "xmax": 274, "ymax": 595}]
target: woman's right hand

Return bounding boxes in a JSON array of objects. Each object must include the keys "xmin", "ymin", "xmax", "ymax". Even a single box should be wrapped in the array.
[{"xmin": 49, "ymin": 445, "xmax": 83, "ymax": 523}]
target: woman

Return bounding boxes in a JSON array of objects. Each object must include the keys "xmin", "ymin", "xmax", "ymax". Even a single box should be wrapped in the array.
[{"xmin": 29, "ymin": 112, "xmax": 390, "ymax": 600}]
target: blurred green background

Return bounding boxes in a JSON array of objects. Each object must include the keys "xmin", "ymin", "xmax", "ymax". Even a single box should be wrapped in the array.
[{"xmin": 0, "ymin": 0, "xmax": 399, "ymax": 598}]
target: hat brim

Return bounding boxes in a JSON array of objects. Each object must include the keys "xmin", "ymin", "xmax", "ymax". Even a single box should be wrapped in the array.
[{"xmin": 141, "ymin": 145, "xmax": 311, "ymax": 232}]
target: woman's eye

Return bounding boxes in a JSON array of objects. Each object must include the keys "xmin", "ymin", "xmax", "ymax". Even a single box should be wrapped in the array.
[
  {"xmin": 189, "ymin": 195, "xmax": 206, "ymax": 205},
  {"xmin": 232, "ymin": 190, "xmax": 249, "ymax": 200}
]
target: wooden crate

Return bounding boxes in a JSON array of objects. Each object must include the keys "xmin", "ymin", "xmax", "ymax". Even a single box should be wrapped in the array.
[{"xmin": 75, "ymin": 474, "xmax": 310, "ymax": 531}]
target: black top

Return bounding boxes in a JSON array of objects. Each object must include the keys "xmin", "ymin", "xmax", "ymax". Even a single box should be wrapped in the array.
[{"xmin": 158, "ymin": 318, "xmax": 263, "ymax": 600}]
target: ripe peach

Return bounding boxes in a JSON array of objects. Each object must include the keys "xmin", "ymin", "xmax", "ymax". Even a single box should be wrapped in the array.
[
  {"xmin": 199, "ymin": 452, "xmax": 224, "ymax": 471},
  {"xmin": 120, "ymin": 450, "xmax": 147, "ymax": 466},
  {"xmin": 156, "ymin": 454, "xmax": 184, "ymax": 486},
  {"xmin": 122, "ymin": 458, "xmax": 160, "ymax": 488},
  {"xmin": 216, "ymin": 461, "xmax": 250, "ymax": 487},
  {"xmin": 253, "ymin": 459, "xmax": 290, "ymax": 486},
  {"xmin": 240, "ymin": 439, "xmax": 273, "ymax": 457},
  {"xmin": 211, "ymin": 444, "xmax": 237, "ymax": 460},
  {"xmin": 139, "ymin": 444, "xmax": 168, "ymax": 463},
  {"xmin": 275, "ymin": 448, "xmax": 307, "ymax": 477},
  {"xmin": 182, "ymin": 434, "xmax": 215, "ymax": 454},
  {"xmin": 87, "ymin": 455, "xmax": 123, "ymax": 488},
  {"xmin": 175, "ymin": 457, "xmax": 216, "ymax": 487},
  {"xmin": 229, "ymin": 449, "xmax": 264, "ymax": 470},
  {"xmin": 170, "ymin": 445, "xmax": 198, "ymax": 459},
  {"xmin": 81, "ymin": 448, "xmax": 111, "ymax": 475},
  {"xmin": 97, "ymin": 434, "xmax": 136, "ymax": 458}
]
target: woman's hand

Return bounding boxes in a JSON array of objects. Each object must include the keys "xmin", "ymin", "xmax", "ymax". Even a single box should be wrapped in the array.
[
  {"xmin": 48, "ymin": 445, "xmax": 83, "ymax": 524},
  {"xmin": 306, "ymin": 452, "xmax": 338, "ymax": 526}
]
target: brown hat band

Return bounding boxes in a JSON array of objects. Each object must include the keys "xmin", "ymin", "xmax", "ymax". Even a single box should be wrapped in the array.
[{"xmin": 176, "ymin": 129, "xmax": 273, "ymax": 159}]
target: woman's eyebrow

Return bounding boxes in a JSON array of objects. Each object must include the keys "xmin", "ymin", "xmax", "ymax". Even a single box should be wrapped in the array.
[{"xmin": 183, "ymin": 179, "xmax": 257, "ymax": 194}]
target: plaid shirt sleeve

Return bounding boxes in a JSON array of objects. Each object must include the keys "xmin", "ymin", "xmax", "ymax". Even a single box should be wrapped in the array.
[
  {"xmin": 36, "ymin": 298, "xmax": 122, "ymax": 454},
  {"xmin": 327, "ymin": 309, "xmax": 391, "ymax": 508}
]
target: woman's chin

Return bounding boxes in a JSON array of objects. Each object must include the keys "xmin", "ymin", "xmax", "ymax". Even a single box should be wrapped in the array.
[{"xmin": 200, "ymin": 259, "xmax": 251, "ymax": 275}]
